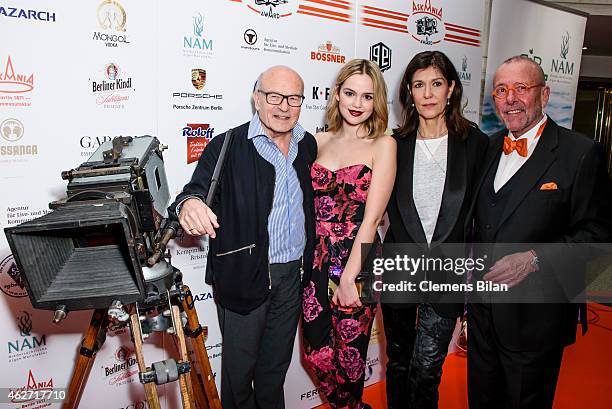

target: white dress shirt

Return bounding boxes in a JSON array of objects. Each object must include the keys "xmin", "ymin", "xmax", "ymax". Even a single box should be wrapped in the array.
[{"xmin": 494, "ymin": 114, "xmax": 548, "ymax": 192}]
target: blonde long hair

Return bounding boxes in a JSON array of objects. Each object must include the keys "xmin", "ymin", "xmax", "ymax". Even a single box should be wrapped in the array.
[{"xmin": 325, "ymin": 59, "xmax": 388, "ymax": 139}]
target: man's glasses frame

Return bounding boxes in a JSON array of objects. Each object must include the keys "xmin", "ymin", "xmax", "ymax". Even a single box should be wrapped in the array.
[
  {"xmin": 257, "ymin": 90, "xmax": 305, "ymax": 107},
  {"xmin": 491, "ymin": 83, "xmax": 545, "ymax": 99}
]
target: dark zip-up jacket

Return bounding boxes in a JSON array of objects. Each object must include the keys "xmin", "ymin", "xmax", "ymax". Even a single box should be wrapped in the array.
[{"xmin": 169, "ymin": 121, "xmax": 317, "ymax": 314}]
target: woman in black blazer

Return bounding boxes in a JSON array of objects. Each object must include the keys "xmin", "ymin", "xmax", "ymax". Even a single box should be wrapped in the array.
[{"xmin": 383, "ymin": 51, "xmax": 488, "ymax": 409}]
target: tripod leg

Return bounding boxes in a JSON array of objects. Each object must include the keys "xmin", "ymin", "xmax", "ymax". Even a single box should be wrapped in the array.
[
  {"xmin": 181, "ymin": 285, "xmax": 222, "ymax": 409},
  {"xmin": 130, "ymin": 312, "xmax": 161, "ymax": 409},
  {"xmin": 171, "ymin": 305, "xmax": 195, "ymax": 409},
  {"xmin": 62, "ymin": 309, "xmax": 107, "ymax": 409},
  {"xmin": 188, "ymin": 363, "xmax": 209, "ymax": 409}
]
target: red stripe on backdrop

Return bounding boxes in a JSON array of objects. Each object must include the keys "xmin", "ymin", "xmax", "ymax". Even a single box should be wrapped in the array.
[
  {"xmin": 444, "ymin": 34, "xmax": 480, "ymax": 46},
  {"xmin": 362, "ymin": 22, "xmax": 408, "ymax": 34},
  {"xmin": 362, "ymin": 4, "xmax": 410, "ymax": 18},
  {"xmin": 445, "ymin": 24, "xmax": 481, "ymax": 38},
  {"xmin": 444, "ymin": 38, "xmax": 480, "ymax": 47},
  {"xmin": 362, "ymin": 8, "xmax": 407, "ymax": 22},
  {"xmin": 445, "ymin": 22, "xmax": 481, "ymax": 35},
  {"xmin": 298, "ymin": 4, "xmax": 351, "ymax": 19},
  {"xmin": 297, "ymin": 10, "xmax": 351, "ymax": 23},
  {"xmin": 326, "ymin": 0, "xmax": 352, "ymax": 5},
  {"xmin": 303, "ymin": 0, "xmax": 351, "ymax": 11},
  {"xmin": 362, "ymin": 17, "xmax": 407, "ymax": 30}
]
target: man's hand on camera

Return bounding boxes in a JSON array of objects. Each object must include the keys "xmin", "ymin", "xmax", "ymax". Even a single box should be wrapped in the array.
[{"xmin": 178, "ymin": 198, "xmax": 219, "ymax": 238}]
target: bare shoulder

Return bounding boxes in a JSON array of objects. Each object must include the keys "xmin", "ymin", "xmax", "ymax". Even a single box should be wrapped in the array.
[
  {"xmin": 372, "ymin": 134, "xmax": 397, "ymax": 153},
  {"xmin": 314, "ymin": 131, "xmax": 331, "ymax": 145},
  {"xmin": 371, "ymin": 134, "xmax": 396, "ymax": 171}
]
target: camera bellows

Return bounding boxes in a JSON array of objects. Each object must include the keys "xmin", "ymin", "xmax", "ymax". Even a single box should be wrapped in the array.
[{"xmin": 5, "ymin": 201, "xmax": 145, "ymax": 310}]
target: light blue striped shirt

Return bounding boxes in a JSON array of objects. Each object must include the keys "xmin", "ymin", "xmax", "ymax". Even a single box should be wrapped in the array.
[{"xmin": 247, "ymin": 114, "xmax": 306, "ymax": 264}]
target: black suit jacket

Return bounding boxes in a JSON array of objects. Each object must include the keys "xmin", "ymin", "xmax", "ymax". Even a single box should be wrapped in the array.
[
  {"xmin": 169, "ymin": 122, "xmax": 317, "ymax": 314},
  {"xmin": 473, "ymin": 119, "xmax": 612, "ymax": 350},
  {"xmin": 385, "ymin": 125, "xmax": 489, "ymax": 318}
]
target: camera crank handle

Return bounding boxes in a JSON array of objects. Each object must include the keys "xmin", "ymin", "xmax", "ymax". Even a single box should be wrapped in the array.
[{"xmin": 147, "ymin": 220, "xmax": 180, "ymax": 266}]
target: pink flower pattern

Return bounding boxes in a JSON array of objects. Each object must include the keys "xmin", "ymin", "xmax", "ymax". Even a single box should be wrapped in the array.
[
  {"xmin": 338, "ymin": 346, "xmax": 366, "ymax": 382},
  {"xmin": 335, "ymin": 318, "xmax": 361, "ymax": 343},
  {"xmin": 302, "ymin": 281, "xmax": 323, "ymax": 322},
  {"xmin": 303, "ymin": 162, "xmax": 377, "ymax": 409},
  {"xmin": 305, "ymin": 345, "xmax": 335, "ymax": 373},
  {"xmin": 315, "ymin": 195, "xmax": 336, "ymax": 221}
]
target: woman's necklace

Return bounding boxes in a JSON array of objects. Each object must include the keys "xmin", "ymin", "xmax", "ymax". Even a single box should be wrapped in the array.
[{"xmin": 417, "ymin": 128, "xmax": 447, "ymax": 175}]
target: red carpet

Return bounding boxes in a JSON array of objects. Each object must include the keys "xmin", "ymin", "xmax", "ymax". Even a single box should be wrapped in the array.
[{"xmin": 319, "ymin": 303, "xmax": 612, "ymax": 409}]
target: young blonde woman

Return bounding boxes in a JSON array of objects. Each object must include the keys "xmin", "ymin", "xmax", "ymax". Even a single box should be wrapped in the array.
[{"xmin": 302, "ymin": 59, "xmax": 396, "ymax": 409}]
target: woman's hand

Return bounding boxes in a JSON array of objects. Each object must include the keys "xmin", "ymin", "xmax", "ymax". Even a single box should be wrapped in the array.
[{"xmin": 332, "ymin": 278, "xmax": 363, "ymax": 310}]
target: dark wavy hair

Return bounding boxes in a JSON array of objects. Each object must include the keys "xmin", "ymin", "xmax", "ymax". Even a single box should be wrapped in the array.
[{"xmin": 395, "ymin": 51, "xmax": 474, "ymax": 139}]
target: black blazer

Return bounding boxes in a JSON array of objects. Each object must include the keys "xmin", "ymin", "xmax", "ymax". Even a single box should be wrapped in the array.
[
  {"xmin": 169, "ymin": 121, "xmax": 317, "ymax": 314},
  {"xmin": 385, "ymin": 125, "xmax": 489, "ymax": 318},
  {"xmin": 473, "ymin": 119, "xmax": 612, "ymax": 350}
]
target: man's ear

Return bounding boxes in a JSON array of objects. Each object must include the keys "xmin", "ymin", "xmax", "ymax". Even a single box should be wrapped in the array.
[
  {"xmin": 253, "ymin": 90, "xmax": 261, "ymax": 111},
  {"xmin": 541, "ymin": 85, "xmax": 551, "ymax": 109}
]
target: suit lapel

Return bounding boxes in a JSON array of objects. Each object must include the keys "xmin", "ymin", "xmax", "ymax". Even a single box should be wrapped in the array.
[
  {"xmin": 467, "ymin": 131, "xmax": 503, "ymax": 235},
  {"xmin": 495, "ymin": 120, "xmax": 559, "ymax": 234},
  {"xmin": 431, "ymin": 132, "xmax": 467, "ymax": 245},
  {"xmin": 395, "ymin": 134, "xmax": 428, "ymax": 246},
  {"xmin": 480, "ymin": 132, "xmax": 504, "ymax": 198}
]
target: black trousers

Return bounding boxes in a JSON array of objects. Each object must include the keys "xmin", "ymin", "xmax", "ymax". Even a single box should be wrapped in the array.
[
  {"xmin": 216, "ymin": 260, "xmax": 301, "ymax": 409},
  {"xmin": 382, "ymin": 303, "xmax": 457, "ymax": 409},
  {"xmin": 467, "ymin": 303, "xmax": 564, "ymax": 409}
]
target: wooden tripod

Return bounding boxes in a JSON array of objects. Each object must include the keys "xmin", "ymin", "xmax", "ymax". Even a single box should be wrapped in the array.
[{"xmin": 61, "ymin": 285, "xmax": 222, "ymax": 409}]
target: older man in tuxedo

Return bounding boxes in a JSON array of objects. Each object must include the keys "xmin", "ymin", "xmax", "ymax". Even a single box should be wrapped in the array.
[{"xmin": 468, "ymin": 55, "xmax": 612, "ymax": 409}]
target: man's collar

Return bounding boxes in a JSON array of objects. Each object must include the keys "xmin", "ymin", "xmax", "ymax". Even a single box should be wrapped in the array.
[
  {"xmin": 247, "ymin": 113, "xmax": 305, "ymax": 143},
  {"xmin": 508, "ymin": 114, "xmax": 547, "ymax": 143}
]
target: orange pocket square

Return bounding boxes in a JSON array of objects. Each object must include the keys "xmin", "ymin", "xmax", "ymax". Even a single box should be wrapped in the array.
[{"xmin": 540, "ymin": 182, "xmax": 558, "ymax": 190}]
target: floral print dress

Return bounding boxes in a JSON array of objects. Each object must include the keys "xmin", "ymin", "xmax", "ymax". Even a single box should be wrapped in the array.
[{"xmin": 302, "ymin": 162, "xmax": 377, "ymax": 409}]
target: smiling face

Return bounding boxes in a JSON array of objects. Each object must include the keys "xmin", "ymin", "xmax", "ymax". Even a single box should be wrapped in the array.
[
  {"xmin": 336, "ymin": 73, "xmax": 374, "ymax": 128},
  {"xmin": 410, "ymin": 66, "xmax": 454, "ymax": 122},
  {"xmin": 253, "ymin": 66, "xmax": 304, "ymax": 139},
  {"xmin": 493, "ymin": 60, "xmax": 550, "ymax": 137}
]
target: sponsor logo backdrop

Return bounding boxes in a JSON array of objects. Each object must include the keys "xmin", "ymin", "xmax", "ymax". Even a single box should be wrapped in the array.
[{"xmin": 1, "ymin": 0, "xmax": 486, "ymax": 408}]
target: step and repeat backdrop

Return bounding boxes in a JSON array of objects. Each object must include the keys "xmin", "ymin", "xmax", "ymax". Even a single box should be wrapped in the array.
[{"xmin": 13, "ymin": 1, "xmax": 602, "ymax": 408}]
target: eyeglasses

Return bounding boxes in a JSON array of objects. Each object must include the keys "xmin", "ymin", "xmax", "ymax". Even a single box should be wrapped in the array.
[
  {"xmin": 491, "ymin": 83, "xmax": 545, "ymax": 99},
  {"xmin": 257, "ymin": 90, "xmax": 305, "ymax": 107}
]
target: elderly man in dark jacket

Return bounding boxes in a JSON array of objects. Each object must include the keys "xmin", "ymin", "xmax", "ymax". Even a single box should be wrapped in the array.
[{"xmin": 169, "ymin": 65, "xmax": 316, "ymax": 409}]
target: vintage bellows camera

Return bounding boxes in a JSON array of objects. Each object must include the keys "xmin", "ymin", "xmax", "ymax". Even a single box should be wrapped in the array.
[{"xmin": 4, "ymin": 136, "xmax": 171, "ymax": 312}]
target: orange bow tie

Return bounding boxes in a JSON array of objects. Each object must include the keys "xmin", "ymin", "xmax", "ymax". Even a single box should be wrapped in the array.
[{"xmin": 503, "ymin": 136, "xmax": 528, "ymax": 157}]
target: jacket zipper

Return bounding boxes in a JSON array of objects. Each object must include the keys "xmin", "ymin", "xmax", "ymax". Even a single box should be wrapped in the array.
[
  {"xmin": 300, "ymin": 258, "xmax": 304, "ymax": 283},
  {"xmin": 216, "ymin": 243, "xmax": 256, "ymax": 257},
  {"xmin": 267, "ymin": 173, "xmax": 276, "ymax": 290},
  {"xmin": 268, "ymin": 264, "xmax": 272, "ymax": 290}
]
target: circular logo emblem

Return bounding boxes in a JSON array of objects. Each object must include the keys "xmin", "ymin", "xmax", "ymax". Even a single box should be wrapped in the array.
[
  {"xmin": 407, "ymin": 11, "xmax": 445, "ymax": 45},
  {"xmin": 0, "ymin": 255, "xmax": 28, "ymax": 298},
  {"xmin": 105, "ymin": 63, "xmax": 120, "ymax": 80},
  {"xmin": 115, "ymin": 346, "xmax": 132, "ymax": 362},
  {"xmin": 97, "ymin": 0, "xmax": 127, "ymax": 31},
  {"xmin": 244, "ymin": 29, "xmax": 257, "ymax": 45},
  {"xmin": 1, "ymin": 119, "xmax": 24, "ymax": 142},
  {"xmin": 246, "ymin": 0, "xmax": 299, "ymax": 19}
]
